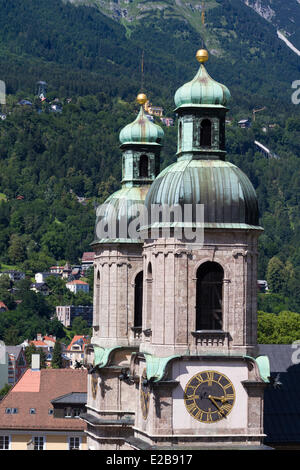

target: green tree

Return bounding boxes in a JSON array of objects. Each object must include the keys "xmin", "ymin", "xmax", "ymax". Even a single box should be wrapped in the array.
[
  {"xmin": 51, "ymin": 341, "xmax": 63, "ymax": 369},
  {"xmin": 258, "ymin": 311, "xmax": 300, "ymax": 344},
  {"xmin": 8, "ymin": 234, "xmax": 26, "ymax": 264},
  {"xmin": 71, "ymin": 317, "xmax": 91, "ymax": 336},
  {"xmin": 4, "ymin": 326, "xmax": 20, "ymax": 345},
  {"xmin": 266, "ymin": 256, "xmax": 286, "ymax": 294},
  {"xmin": 0, "ymin": 384, "xmax": 12, "ymax": 398}
]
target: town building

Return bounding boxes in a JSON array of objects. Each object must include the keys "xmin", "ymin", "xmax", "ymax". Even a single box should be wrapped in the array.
[
  {"xmin": 30, "ymin": 334, "xmax": 59, "ymax": 367},
  {"xmin": 238, "ymin": 118, "xmax": 251, "ymax": 128},
  {"xmin": 6, "ymin": 347, "xmax": 27, "ymax": 386},
  {"xmin": 144, "ymin": 100, "xmax": 164, "ymax": 117},
  {"xmin": 83, "ymin": 50, "xmax": 270, "ymax": 450},
  {"xmin": 62, "ymin": 263, "xmax": 72, "ymax": 280},
  {"xmin": 81, "ymin": 252, "xmax": 95, "ymax": 273},
  {"xmin": 49, "ymin": 266, "xmax": 64, "ymax": 275},
  {"xmin": 34, "ymin": 272, "xmax": 60, "ymax": 284},
  {"xmin": 66, "ymin": 280, "xmax": 89, "ymax": 294},
  {"xmin": 160, "ymin": 117, "xmax": 174, "ymax": 127},
  {"xmin": 0, "ymin": 271, "xmax": 25, "ymax": 282},
  {"xmin": 56, "ymin": 305, "xmax": 93, "ymax": 328},
  {"xmin": 30, "ymin": 283, "xmax": 50, "ymax": 295},
  {"xmin": 0, "ymin": 301, "xmax": 8, "ymax": 312},
  {"xmin": 0, "ymin": 357, "xmax": 87, "ymax": 450},
  {"xmin": 65, "ymin": 336, "xmax": 90, "ymax": 369}
]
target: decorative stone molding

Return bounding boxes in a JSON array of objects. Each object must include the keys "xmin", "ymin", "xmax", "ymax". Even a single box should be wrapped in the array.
[
  {"xmin": 98, "ymin": 260, "xmax": 132, "ymax": 267},
  {"xmin": 131, "ymin": 327, "xmax": 142, "ymax": 340},
  {"xmin": 232, "ymin": 249, "xmax": 247, "ymax": 258},
  {"xmin": 174, "ymin": 249, "xmax": 192, "ymax": 258},
  {"xmin": 143, "ymin": 328, "xmax": 152, "ymax": 337},
  {"xmin": 191, "ymin": 330, "xmax": 229, "ymax": 347}
]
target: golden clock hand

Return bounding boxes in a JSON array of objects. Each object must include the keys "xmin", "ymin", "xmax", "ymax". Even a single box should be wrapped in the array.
[
  {"xmin": 208, "ymin": 395, "xmax": 226, "ymax": 415},
  {"xmin": 208, "ymin": 395, "xmax": 227, "ymax": 403}
]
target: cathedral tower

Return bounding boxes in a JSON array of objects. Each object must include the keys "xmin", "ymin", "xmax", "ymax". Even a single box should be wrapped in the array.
[
  {"xmin": 129, "ymin": 51, "xmax": 270, "ymax": 450},
  {"xmin": 83, "ymin": 94, "xmax": 164, "ymax": 450}
]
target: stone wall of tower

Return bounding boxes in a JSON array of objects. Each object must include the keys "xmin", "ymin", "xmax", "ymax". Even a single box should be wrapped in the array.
[
  {"xmin": 92, "ymin": 242, "xmax": 144, "ymax": 348},
  {"xmin": 140, "ymin": 230, "xmax": 260, "ymax": 357},
  {"xmin": 133, "ymin": 355, "xmax": 266, "ymax": 448}
]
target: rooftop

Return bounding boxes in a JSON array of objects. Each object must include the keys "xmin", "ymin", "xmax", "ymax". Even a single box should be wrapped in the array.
[
  {"xmin": 258, "ymin": 344, "xmax": 300, "ymax": 445},
  {"xmin": 66, "ymin": 280, "xmax": 88, "ymax": 285},
  {"xmin": 0, "ymin": 368, "xmax": 87, "ymax": 430}
]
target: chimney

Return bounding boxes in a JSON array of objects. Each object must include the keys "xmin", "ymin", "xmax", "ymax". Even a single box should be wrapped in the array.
[
  {"xmin": 36, "ymin": 333, "xmax": 42, "ymax": 341},
  {"xmin": 31, "ymin": 354, "xmax": 40, "ymax": 371}
]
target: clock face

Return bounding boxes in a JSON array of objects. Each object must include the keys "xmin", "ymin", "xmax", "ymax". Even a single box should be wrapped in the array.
[
  {"xmin": 140, "ymin": 369, "xmax": 150, "ymax": 420},
  {"xmin": 184, "ymin": 370, "xmax": 235, "ymax": 424}
]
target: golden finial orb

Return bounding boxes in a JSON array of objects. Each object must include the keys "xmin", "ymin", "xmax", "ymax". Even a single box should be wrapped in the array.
[
  {"xmin": 136, "ymin": 93, "xmax": 148, "ymax": 105},
  {"xmin": 196, "ymin": 49, "xmax": 209, "ymax": 63}
]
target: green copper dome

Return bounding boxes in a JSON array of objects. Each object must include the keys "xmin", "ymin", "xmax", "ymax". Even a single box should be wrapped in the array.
[
  {"xmin": 144, "ymin": 160, "xmax": 261, "ymax": 229},
  {"xmin": 119, "ymin": 106, "xmax": 164, "ymax": 146},
  {"xmin": 93, "ymin": 186, "xmax": 150, "ymax": 244},
  {"xmin": 174, "ymin": 64, "xmax": 231, "ymax": 109}
]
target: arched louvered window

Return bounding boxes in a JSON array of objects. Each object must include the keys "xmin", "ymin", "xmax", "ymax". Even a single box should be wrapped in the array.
[
  {"xmin": 200, "ymin": 119, "xmax": 212, "ymax": 147},
  {"xmin": 139, "ymin": 155, "xmax": 149, "ymax": 178},
  {"xmin": 94, "ymin": 270, "xmax": 100, "ymax": 328},
  {"xmin": 196, "ymin": 262, "xmax": 223, "ymax": 330},
  {"xmin": 179, "ymin": 121, "xmax": 183, "ymax": 146},
  {"xmin": 134, "ymin": 271, "xmax": 143, "ymax": 327}
]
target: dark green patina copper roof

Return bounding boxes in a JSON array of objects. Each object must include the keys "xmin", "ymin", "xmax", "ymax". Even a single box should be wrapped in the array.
[
  {"xmin": 174, "ymin": 63, "xmax": 231, "ymax": 109},
  {"xmin": 119, "ymin": 106, "xmax": 164, "ymax": 146},
  {"xmin": 144, "ymin": 159, "xmax": 261, "ymax": 229},
  {"xmin": 92, "ymin": 186, "xmax": 149, "ymax": 244}
]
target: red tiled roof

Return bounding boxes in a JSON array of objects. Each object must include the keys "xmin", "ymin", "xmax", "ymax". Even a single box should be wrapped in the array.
[
  {"xmin": 30, "ymin": 340, "xmax": 47, "ymax": 347},
  {"xmin": 43, "ymin": 336, "xmax": 56, "ymax": 343},
  {"xmin": 0, "ymin": 369, "xmax": 87, "ymax": 430},
  {"xmin": 82, "ymin": 252, "xmax": 95, "ymax": 262},
  {"xmin": 0, "ymin": 301, "xmax": 8, "ymax": 310},
  {"xmin": 67, "ymin": 335, "xmax": 90, "ymax": 351}
]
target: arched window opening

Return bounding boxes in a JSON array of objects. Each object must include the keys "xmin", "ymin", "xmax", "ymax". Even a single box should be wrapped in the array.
[
  {"xmin": 196, "ymin": 262, "xmax": 223, "ymax": 330},
  {"xmin": 139, "ymin": 155, "xmax": 149, "ymax": 178},
  {"xmin": 200, "ymin": 119, "xmax": 212, "ymax": 147},
  {"xmin": 94, "ymin": 270, "xmax": 100, "ymax": 330},
  {"xmin": 179, "ymin": 121, "xmax": 183, "ymax": 145},
  {"xmin": 134, "ymin": 271, "xmax": 143, "ymax": 327}
]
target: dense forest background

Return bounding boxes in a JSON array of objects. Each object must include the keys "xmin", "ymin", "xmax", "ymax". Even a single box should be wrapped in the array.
[{"xmin": 0, "ymin": 0, "xmax": 300, "ymax": 344}]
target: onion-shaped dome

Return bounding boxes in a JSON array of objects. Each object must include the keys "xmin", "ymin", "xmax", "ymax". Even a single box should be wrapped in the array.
[
  {"xmin": 144, "ymin": 159, "xmax": 261, "ymax": 229},
  {"xmin": 174, "ymin": 50, "xmax": 231, "ymax": 108},
  {"xmin": 119, "ymin": 106, "xmax": 164, "ymax": 146},
  {"xmin": 93, "ymin": 186, "xmax": 149, "ymax": 244}
]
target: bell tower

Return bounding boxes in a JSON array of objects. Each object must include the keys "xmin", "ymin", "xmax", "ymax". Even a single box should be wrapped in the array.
[
  {"xmin": 128, "ymin": 50, "xmax": 270, "ymax": 450},
  {"xmin": 83, "ymin": 94, "xmax": 164, "ymax": 450}
]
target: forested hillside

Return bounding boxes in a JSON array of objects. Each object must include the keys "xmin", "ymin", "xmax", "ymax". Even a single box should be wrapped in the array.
[{"xmin": 0, "ymin": 0, "xmax": 300, "ymax": 344}]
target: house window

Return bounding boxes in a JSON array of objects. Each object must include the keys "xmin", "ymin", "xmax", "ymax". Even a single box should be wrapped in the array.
[
  {"xmin": 139, "ymin": 155, "xmax": 149, "ymax": 178},
  {"xmin": 64, "ymin": 407, "xmax": 72, "ymax": 418},
  {"xmin": 48, "ymin": 409, "xmax": 54, "ymax": 415},
  {"xmin": 29, "ymin": 408, "xmax": 36, "ymax": 414},
  {"xmin": 0, "ymin": 436, "xmax": 10, "ymax": 450},
  {"xmin": 196, "ymin": 262, "xmax": 223, "ymax": 330},
  {"xmin": 134, "ymin": 271, "xmax": 143, "ymax": 328},
  {"xmin": 200, "ymin": 119, "xmax": 212, "ymax": 147},
  {"xmin": 33, "ymin": 436, "xmax": 45, "ymax": 450},
  {"xmin": 69, "ymin": 437, "xmax": 81, "ymax": 450},
  {"xmin": 5, "ymin": 408, "xmax": 12, "ymax": 414},
  {"xmin": 73, "ymin": 408, "xmax": 81, "ymax": 418}
]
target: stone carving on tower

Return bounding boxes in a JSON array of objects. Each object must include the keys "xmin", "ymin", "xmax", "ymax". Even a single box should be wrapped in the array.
[{"xmin": 83, "ymin": 50, "xmax": 270, "ymax": 450}]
